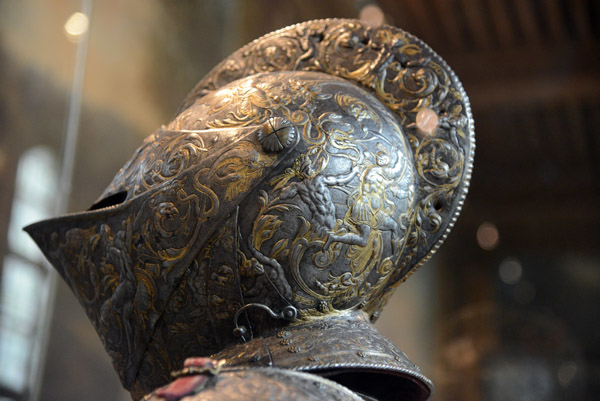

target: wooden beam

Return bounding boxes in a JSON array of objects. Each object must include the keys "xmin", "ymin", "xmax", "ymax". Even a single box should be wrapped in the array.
[{"xmin": 465, "ymin": 73, "xmax": 600, "ymax": 110}]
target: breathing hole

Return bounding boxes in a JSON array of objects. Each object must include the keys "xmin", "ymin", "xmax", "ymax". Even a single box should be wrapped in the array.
[{"xmin": 88, "ymin": 191, "xmax": 128, "ymax": 210}]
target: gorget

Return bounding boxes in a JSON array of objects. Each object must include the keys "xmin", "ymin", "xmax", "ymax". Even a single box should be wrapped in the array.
[{"xmin": 212, "ymin": 311, "xmax": 433, "ymax": 401}]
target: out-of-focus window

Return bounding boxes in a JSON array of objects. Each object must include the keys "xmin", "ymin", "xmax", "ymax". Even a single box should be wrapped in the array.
[{"xmin": 0, "ymin": 147, "xmax": 58, "ymax": 400}]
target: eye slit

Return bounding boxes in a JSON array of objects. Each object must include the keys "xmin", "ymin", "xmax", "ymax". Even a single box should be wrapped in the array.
[{"xmin": 88, "ymin": 191, "xmax": 128, "ymax": 211}]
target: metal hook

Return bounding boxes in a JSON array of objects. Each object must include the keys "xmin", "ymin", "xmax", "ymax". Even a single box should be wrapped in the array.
[{"xmin": 233, "ymin": 303, "xmax": 298, "ymax": 341}]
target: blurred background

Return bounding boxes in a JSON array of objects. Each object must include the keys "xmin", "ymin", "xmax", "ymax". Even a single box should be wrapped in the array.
[{"xmin": 0, "ymin": 0, "xmax": 598, "ymax": 400}]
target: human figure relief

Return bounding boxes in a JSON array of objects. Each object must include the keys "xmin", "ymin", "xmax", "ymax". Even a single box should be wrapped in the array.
[{"xmin": 325, "ymin": 144, "xmax": 411, "ymax": 257}]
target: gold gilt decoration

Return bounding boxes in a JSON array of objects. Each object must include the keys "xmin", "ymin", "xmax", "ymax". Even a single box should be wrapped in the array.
[
  {"xmin": 26, "ymin": 19, "xmax": 474, "ymax": 399},
  {"xmin": 25, "ymin": 123, "xmax": 300, "ymax": 393},
  {"xmin": 183, "ymin": 19, "xmax": 474, "ymax": 299},
  {"xmin": 175, "ymin": 72, "xmax": 418, "ymax": 317}
]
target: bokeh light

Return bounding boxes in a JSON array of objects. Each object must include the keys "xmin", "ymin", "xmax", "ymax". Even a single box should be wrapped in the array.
[
  {"xmin": 416, "ymin": 107, "xmax": 439, "ymax": 135},
  {"xmin": 64, "ymin": 12, "xmax": 89, "ymax": 42},
  {"xmin": 359, "ymin": 4, "xmax": 385, "ymax": 26},
  {"xmin": 476, "ymin": 222, "xmax": 500, "ymax": 251},
  {"xmin": 499, "ymin": 258, "xmax": 522, "ymax": 284}
]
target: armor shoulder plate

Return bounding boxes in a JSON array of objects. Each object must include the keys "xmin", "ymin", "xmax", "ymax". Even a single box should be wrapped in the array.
[{"xmin": 143, "ymin": 367, "xmax": 364, "ymax": 401}]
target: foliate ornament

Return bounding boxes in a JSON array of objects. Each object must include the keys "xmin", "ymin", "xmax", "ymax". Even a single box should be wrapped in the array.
[
  {"xmin": 183, "ymin": 18, "xmax": 474, "ymax": 290},
  {"xmin": 25, "ymin": 19, "xmax": 474, "ymax": 401}
]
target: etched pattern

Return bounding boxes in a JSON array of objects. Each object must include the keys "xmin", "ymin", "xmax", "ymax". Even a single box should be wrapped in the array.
[
  {"xmin": 213, "ymin": 311, "xmax": 432, "ymax": 388},
  {"xmin": 26, "ymin": 19, "xmax": 474, "ymax": 399},
  {"xmin": 27, "ymin": 121, "xmax": 299, "ymax": 392},
  {"xmin": 182, "ymin": 18, "xmax": 474, "ymax": 296}
]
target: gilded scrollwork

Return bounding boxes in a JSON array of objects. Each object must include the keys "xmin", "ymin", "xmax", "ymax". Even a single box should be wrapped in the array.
[
  {"xmin": 183, "ymin": 19, "xmax": 474, "ymax": 299},
  {"xmin": 27, "ymin": 104, "xmax": 301, "ymax": 393},
  {"xmin": 198, "ymin": 72, "xmax": 418, "ymax": 316},
  {"xmin": 26, "ymin": 19, "xmax": 473, "ymax": 399}
]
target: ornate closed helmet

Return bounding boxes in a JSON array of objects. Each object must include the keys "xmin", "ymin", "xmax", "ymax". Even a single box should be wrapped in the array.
[{"xmin": 27, "ymin": 19, "xmax": 474, "ymax": 400}]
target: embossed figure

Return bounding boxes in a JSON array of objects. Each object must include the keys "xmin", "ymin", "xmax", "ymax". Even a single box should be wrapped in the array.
[
  {"xmin": 278, "ymin": 155, "xmax": 357, "ymax": 237},
  {"xmin": 26, "ymin": 19, "xmax": 474, "ymax": 401},
  {"xmin": 326, "ymin": 145, "xmax": 411, "ymax": 256}
]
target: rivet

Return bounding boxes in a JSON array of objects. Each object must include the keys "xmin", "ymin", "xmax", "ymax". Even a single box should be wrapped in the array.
[
  {"xmin": 277, "ymin": 330, "xmax": 289, "ymax": 338},
  {"xmin": 258, "ymin": 117, "xmax": 296, "ymax": 153},
  {"xmin": 288, "ymin": 346, "xmax": 302, "ymax": 353},
  {"xmin": 232, "ymin": 326, "xmax": 247, "ymax": 337}
]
